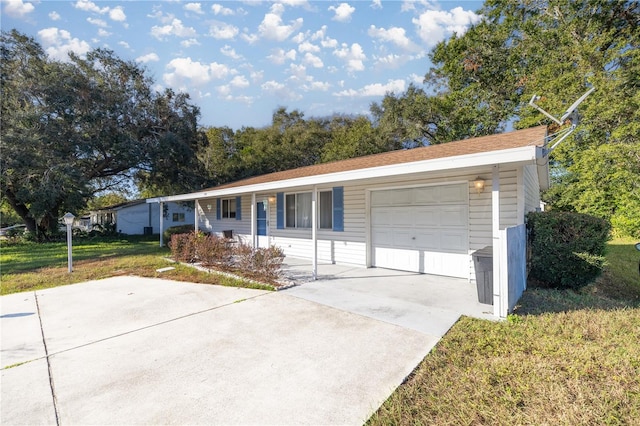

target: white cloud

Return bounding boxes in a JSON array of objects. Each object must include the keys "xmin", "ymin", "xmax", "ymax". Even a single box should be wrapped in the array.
[
  {"xmin": 163, "ymin": 57, "xmax": 232, "ymax": 88},
  {"xmin": 258, "ymin": 3, "xmax": 303, "ymax": 41},
  {"xmin": 97, "ymin": 29, "xmax": 111, "ymax": 37},
  {"xmin": 291, "ymin": 31, "xmax": 307, "ymax": 44},
  {"xmin": 209, "ymin": 21, "xmax": 239, "ymax": 39},
  {"xmin": 333, "ymin": 43, "xmax": 366, "ymax": 72},
  {"xmin": 4, "ymin": 0, "xmax": 34, "ymax": 18},
  {"xmin": 368, "ymin": 25, "xmax": 421, "ymax": 52},
  {"xmin": 136, "ymin": 52, "xmax": 159, "ymax": 63},
  {"xmin": 280, "ymin": 0, "xmax": 310, "ymax": 7},
  {"xmin": 250, "ymin": 71, "xmax": 263, "ymax": 84},
  {"xmin": 184, "ymin": 3, "xmax": 204, "ymax": 14},
  {"xmin": 298, "ymin": 41, "xmax": 320, "ymax": 53},
  {"xmin": 73, "ymin": 0, "xmax": 107, "ymax": 14},
  {"xmin": 409, "ymin": 73, "xmax": 425, "ymax": 84},
  {"xmin": 303, "ymin": 52, "xmax": 323, "ymax": 68},
  {"xmin": 37, "ymin": 28, "xmax": 91, "ymax": 61},
  {"xmin": 87, "ymin": 17, "xmax": 107, "ymax": 27},
  {"xmin": 151, "ymin": 19, "xmax": 197, "ymax": 40},
  {"xmin": 49, "ymin": 11, "xmax": 61, "ymax": 20},
  {"xmin": 413, "ymin": 7, "xmax": 481, "ymax": 47},
  {"xmin": 304, "ymin": 80, "xmax": 331, "ymax": 91},
  {"xmin": 221, "ymin": 45, "xmax": 242, "ymax": 59},
  {"xmin": 328, "ymin": 3, "xmax": 355, "ymax": 23},
  {"xmin": 181, "ymin": 38, "xmax": 201, "ymax": 48},
  {"xmin": 334, "ymin": 79, "xmax": 406, "ymax": 98},
  {"xmin": 108, "ymin": 6, "xmax": 126, "ymax": 22},
  {"xmin": 267, "ymin": 48, "xmax": 297, "ymax": 65},
  {"xmin": 371, "ymin": 0, "xmax": 382, "ymax": 9},
  {"xmin": 211, "ymin": 3, "xmax": 234, "ymax": 15},
  {"xmin": 118, "ymin": 41, "xmax": 130, "ymax": 49},
  {"xmin": 241, "ymin": 32, "xmax": 260, "ymax": 44},
  {"xmin": 230, "ymin": 75, "xmax": 250, "ymax": 88},
  {"xmin": 261, "ymin": 80, "xmax": 302, "ymax": 101}
]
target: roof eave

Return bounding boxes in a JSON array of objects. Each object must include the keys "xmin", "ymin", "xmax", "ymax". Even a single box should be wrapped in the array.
[{"xmin": 147, "ymin": 145, "xmax": 543, "ymax": 203}]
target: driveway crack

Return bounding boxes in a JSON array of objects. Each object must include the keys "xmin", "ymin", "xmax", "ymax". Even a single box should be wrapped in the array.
[{"xmin": 35, "ymin": 292, "xmax": 60, "ymax": 426}]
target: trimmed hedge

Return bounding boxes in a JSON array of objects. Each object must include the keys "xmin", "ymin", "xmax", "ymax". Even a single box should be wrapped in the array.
[
  {"xmin": 526, "ymin": 211, "xmax": 610, "ymax": 289},
  {"xmin": 163, "ymin": 225, "xmax": 195, "ymax": 244}
]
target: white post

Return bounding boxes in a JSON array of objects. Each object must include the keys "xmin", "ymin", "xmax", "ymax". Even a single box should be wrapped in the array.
[
  {"xmin": 63, "ymin": 212, "xmax": 75, "ymax": 273},
  {"xmin": 159, "ymin": 202, "xmax": 164, "ymax": 247},
  {"xmin": 491, "ymin": 165, "xmax": 502, "ymax": 317},
  {"xmin": 194, "ymin": 200, "xmax": 200, "ymax": 234},
  {"xmin": 251, "ymin": 193, "xmax": 256, "ymax": 248},
  {"xmin": 312, "ymin": 186, "xmax": 318, "ymax": 280}
]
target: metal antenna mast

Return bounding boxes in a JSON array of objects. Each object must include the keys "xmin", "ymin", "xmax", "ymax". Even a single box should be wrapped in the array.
[{"xmin": 528, "ymin": 87, "xmax": 595, "ymax": 154}]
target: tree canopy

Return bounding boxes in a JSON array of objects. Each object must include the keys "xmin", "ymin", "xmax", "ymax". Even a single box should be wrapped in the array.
[{"xmin": 1, "ymin": 30, "xmax": 208, "ymax": 237}]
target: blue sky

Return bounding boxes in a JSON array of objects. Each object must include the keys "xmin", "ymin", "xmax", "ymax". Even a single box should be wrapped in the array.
[{"xmin": 2, "ymin": 0, "xmax": 484, "ymax": 130}]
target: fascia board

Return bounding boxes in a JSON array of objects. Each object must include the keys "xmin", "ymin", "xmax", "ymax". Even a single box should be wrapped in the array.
[{"xmin": 147, "ymin": 145, "xmax": 541, "ymax": 203}]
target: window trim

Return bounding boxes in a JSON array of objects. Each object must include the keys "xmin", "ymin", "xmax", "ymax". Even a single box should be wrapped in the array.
[
  {"xmin": 319, "ymin": 190, "xmax": 333, "ymax": 230},
  {"xmin": 172, "ymin": 212, "xmax": 185, "ymax": 222},
  {"xmin": 285, "ymin": 192, "xmax": 312, "ymax": 229}
]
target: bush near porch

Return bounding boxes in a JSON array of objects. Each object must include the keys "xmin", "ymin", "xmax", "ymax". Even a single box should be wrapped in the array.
[{"xmin": 169, "ymin": 232, "xmax": 285, "ymax": 283}]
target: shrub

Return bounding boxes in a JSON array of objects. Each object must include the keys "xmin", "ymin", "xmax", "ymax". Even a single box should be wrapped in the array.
[
  {"xmin": 169, "ymin": 233, "xmax": 198, "ymax": 263},
  {"xmin": 197, "ymin": 234, "xmax": 234, "ymax": 269},
  {"xmin": 235, "ymin": 243, "xmax": 285, "ymax": 282},
  {"xmin": 163, "ymin": 225, "xmax": 194, "ymax": 243},
  {"xmin": 526, "ymin": 211, "xmax": 610, "ymax": 289}
]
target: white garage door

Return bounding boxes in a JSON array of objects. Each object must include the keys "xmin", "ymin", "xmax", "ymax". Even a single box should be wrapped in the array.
[{"xmin": 371, "ymin": 183, "xmax": 469, "ymax": 278}]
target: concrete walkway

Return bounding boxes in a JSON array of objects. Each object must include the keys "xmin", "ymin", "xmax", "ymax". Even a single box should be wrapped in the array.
[{"xmin": 1, "ymin": 275, "xmax": 448, "ymax": 425}]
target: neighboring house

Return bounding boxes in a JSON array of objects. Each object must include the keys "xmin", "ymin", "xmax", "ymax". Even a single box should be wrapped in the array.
[
  {"xmin": 91, "ymin": 200, "xmax": 194, "ymax": 235},
  {"xmin": 148, "ymin": 125, "xmax": 550, "ymax": 317}
]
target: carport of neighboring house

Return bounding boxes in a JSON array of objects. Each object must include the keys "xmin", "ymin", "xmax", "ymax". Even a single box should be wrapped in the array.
[{"xmin": 148, "ymin": 125, "xmax": 550, "ymax": 318}]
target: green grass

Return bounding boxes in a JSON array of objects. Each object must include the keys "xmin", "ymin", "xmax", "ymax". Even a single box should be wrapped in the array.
[
  {"xmin": 367, "ymin": 238, "xmax": 640, "ymax": 425},
  {"xmin": 0, "ymin": 235, "xmax": 273, "ymax": 294}
]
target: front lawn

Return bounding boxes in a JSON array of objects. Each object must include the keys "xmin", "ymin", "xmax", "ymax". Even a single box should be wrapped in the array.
[
  {"xmin": 367, "ymin": 238, "xmax": 640, "ymax": 425},
  {"xmin": 0, "ymin": 236, "xmax": 273, "ymax": 295}
]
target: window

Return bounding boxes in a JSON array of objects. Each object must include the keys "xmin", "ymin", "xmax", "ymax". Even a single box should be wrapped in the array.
[
  {"xmin": 172, "ymin": 212, "xmax": 185, "ymax": 222},
  {"xmin": 319, "ymin": 191, "xmax": 332, "ymax": 229},
  {"xmin": 221, "ymin": 198, "xmax": 236, "ymax": 219},
  {"xmin": 285, "ymin": 192, "xmax": 312, "ymax": 228}
]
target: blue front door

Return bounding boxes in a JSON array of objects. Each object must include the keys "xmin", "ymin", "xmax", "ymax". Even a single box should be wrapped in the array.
[{"xmin": 257, "ymin": 202, "xmax": 267, "ymax": 236}]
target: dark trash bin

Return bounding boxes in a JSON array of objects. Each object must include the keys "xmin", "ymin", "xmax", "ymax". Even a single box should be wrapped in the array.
[
  {"xmin": 472, "ymin": 246, "xmax": 493, "ymax": 305},
  {"xmin": 143, "ymin": 226, "xmax": 153, "ymax": 235}
]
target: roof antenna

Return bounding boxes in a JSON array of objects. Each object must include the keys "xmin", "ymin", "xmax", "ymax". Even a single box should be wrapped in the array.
[{"xmin": 529, "ymin": 87, "xmax": 595, "ymax": 154}]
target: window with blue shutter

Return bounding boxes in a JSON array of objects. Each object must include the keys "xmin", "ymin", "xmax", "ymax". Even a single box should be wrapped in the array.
[
  {"xmin": 235, "ymin": 196, "xmax": 242, "ymax": 220},
  {"xmin": 332, "ymin": 186, "xmax": 344, "ymax": 232},
  {"xmin": 276, "ymin": 192, "xmax": 284, "ymax": 229}
]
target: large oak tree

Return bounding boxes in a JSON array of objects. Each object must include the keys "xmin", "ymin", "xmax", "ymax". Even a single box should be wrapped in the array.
[{"xmin": 1, "ymin": 30, "xmax": 207, "ymax": 237}]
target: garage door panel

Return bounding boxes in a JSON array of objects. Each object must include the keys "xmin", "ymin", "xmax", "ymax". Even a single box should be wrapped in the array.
[
  {"xmin": 414, "ymin": 231, "xmax": 440, "ymax": 250},
  {"xmin": 440, "ymin": 231, "xmax": 468, "ymax": 252},
  {"xmin": 392, "ymin": 230, "xmax": 414, "ymax": 248},
  {"xmin": 371, "ymin": 183, "xmax": 469, "ymax": 278},
  {"xmin": 440, "ymin": 184, "xmax": 468, "ymax": 203},
  {"xmin": 390, "ymin": 189, "xmax": 412, "ymax": 205},
  {"xmin": 414, "ymin": 207, "xmax": 438, "ymax": 226},
  {"xmin": 440, "ymin": 206, "xmax": 468, "ymax": 227}
]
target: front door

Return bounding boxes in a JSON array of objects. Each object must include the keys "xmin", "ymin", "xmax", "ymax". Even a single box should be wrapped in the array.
[{"xmin": 256, "ymin": 201, "xmax": 268, "ymax": 247}]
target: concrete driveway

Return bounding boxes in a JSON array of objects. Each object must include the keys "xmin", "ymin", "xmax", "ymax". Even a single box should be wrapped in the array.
[{"xmin": 1, "ymin": 265, "xmax": 492, "ymax": 425}]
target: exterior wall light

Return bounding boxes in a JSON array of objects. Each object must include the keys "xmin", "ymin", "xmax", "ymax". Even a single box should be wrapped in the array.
[{"xmin": 473, "ymin": 177, "xmax": 485, "ymax": 194}]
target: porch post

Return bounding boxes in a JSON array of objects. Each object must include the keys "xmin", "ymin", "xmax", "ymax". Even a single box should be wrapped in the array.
[
  {"xmin": 159, "ymin": 201, "xmax": 164, "ymax": 247},
  {"xmin": 312, "ymin": 186, "xmax": 318, "ymax": 280},
  {"xmin": 251, "ymin": 193, "xmax": 256, "ymax": 248},
  {"xmin": 194, "ymin": 200, "xmax": 199, "ymax": 234},
  {"xmin": 491, "ymin": 165, "xmax": 501, "ymax": 316}
]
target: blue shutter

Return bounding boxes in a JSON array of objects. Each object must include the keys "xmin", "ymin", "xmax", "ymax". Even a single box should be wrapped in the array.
[
  {"xmin": 276, "ymin": 192, "xmax": 284, "ymax": 229},
  {"xmin": 236, "ymin": 196, "xmax": 242, "ymax": 220},
  {"xmin": 216, "ymin": 198, "xmax": 221, "ymax": 220},
  {"xmin": 333, "ymin": 186, "xmax": 344, "ymax": 232}
]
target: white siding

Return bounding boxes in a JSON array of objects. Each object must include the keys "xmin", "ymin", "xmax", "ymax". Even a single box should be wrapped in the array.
[
  {"xmin": 120, "ymin": 202, "xmax": 193, "ymax": 235},
  {"xmin": 191, "ymin": 166, "xmax": 529, "ymax": 280},
  {"xmin": 523, "ymin": 164, "xmax": 541, "ymax": 214}
]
